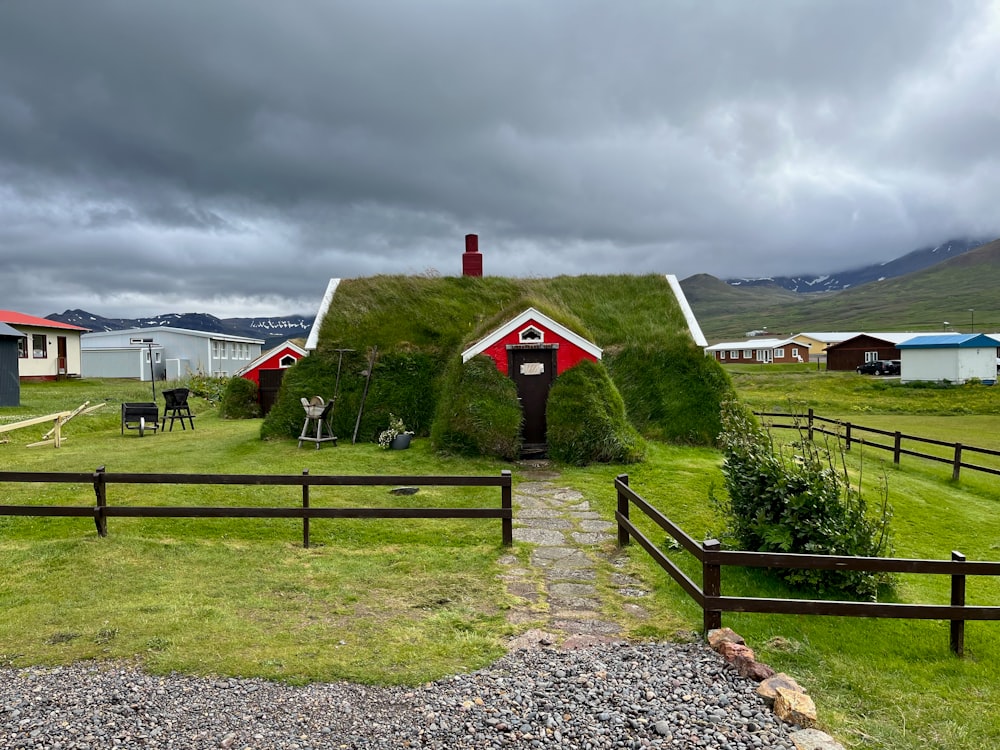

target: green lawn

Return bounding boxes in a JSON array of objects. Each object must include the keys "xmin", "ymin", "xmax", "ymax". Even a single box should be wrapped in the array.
[{"xmin": 2, "ymin": 375, "xmax": 1000, "ymax": 749}]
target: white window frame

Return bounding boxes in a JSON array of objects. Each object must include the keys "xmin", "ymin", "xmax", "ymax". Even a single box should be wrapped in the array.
[
  {"xmin": 743, "ymin": 349, "xmax": 752, "ymax": 358},
  {"xmin": 865, "ymin": 351, "xmax": 879, "ymax": 362},
  {"xmin": 729, "ymin": 350, "xmax": 739, "ymax": 359},
  {"xmin": 774, "ymin": 348, "xmax": 785, "ymax": 358},
  {"xmin": 32, "ymin": 334, "xmax": 47, "ymax": 359}
]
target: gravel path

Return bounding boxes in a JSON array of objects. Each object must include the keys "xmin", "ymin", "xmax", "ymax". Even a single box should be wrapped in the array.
[{"xmin": 1, "ymin": 642, "xmax": 796, "ymax": 749}]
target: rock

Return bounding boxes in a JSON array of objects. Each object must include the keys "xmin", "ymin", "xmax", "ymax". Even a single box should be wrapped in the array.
[
  {"xmin": 774, "ymin": 686, "xmax": 817, "ymax": 728},
  {"xmin": 757, "ymin": 672, "xmax": 807, "ymax": 707},
  {"xmin": 789, "ymin": 727, "xmax": 847, "ymax": 749},
  {"xmin": 736, "ymin": 656, "xmax": 775, "ymax": 682},
  {"xmin": 718, "ymin": 641, "xmax": 755, "ymax": 663},
  {"xmin": 707, "ymin": 627, "xmax": 745, "ymax": 651},
  {"xmin": 389, "ymin": 486, "xmax": 419, "ymax": 495}
]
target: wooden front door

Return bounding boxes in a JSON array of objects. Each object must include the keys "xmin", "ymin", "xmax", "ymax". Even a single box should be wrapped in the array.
[
  {"xmin": 258, "ymin": 369, "xmax": 286, "ymax": 416},
  {"xmin": 509, "ymin": 348, "xmax": 557, "ymax": 445}
]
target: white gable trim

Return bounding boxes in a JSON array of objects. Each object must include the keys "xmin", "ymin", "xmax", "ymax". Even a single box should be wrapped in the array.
[
  {"xmin": 666, "ymin": 274, "xmax": 707, "ymax": 347},
  {"xmin": 305, "ymin": 278, "xmax": 340, "ymax": 351},
  {"xmin": 461, "ymin": 307, "xmax": 602, "ymax": 363}
]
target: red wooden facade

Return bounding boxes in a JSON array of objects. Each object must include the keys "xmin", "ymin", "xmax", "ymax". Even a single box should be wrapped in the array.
[
  {"xmin": 461, "ymin": 308, "xmax": 602, "ymax": 375},
  {"xmin": 237, "ymin": 341, "xmax": 306, "ymax": 385}
]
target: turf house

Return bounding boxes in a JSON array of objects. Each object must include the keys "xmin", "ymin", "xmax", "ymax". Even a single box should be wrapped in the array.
[{"xmin": 261, "ymin": 249, "xmax": 731, "ymax": 464}]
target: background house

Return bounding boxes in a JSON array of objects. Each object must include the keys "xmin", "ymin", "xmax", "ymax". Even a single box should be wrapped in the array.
[
  {"xmin": 794, "ymin": 332, "xmax": 861, "ymax": 362},
  {"xmin": 236, "ymin": 340, "xmax": 307, "ymax": 415},
  {"xmin": 825, "ymin": 333, "xmax": 921, "ymax": 371},
  {"xmin": 82, "ymin": 327, "xmax": 264, "ymax": 381},
  {"xmin": 0, "ymin": 310, "xmax": 88, "ymax": 381},
  {"xmin": 898, "ymin": 333, "xmax": 998, "ymax": 385},
  {"xmin": 0, "ymin": 322, "xmax": 25, "ymax": 406},
  {"xmin": 705, "ymin": 337, "xmax": 811, "ymax": 364}
]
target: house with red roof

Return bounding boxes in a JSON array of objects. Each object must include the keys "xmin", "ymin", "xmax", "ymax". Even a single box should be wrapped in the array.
[
  {"xmin": 235, "ymin": 339, "xmax": 307, "ymax": 415},
  {"xmin": 0, "ymin": 310, "xmax": 89, "ymax": 381}
]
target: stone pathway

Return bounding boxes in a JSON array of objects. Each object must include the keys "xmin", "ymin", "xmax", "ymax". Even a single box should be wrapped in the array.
[{"xmin": 498, "ymin": 470, "xmax": 654, "ymax": 650}]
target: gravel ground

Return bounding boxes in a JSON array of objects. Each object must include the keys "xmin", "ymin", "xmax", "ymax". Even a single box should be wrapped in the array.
[{"xmin": 0, "ymin": 642, "xmax": 797, "ymax": 749}]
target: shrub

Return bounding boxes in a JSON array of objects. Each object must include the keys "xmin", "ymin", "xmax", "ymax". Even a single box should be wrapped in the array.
[
  {"xmin": 546, "ymin": 359, "xmax": 645, "ymax": 465},
  {"xmin": 713, "ymin": 399, "xmax": 894, "ymax": 599},
  {"xmin": 607, "ymin": 343, "xmax": 734, "ymax": 445},
  {"xmin": 182, "ymin": 372, "xmax": 229, "ymax": 405},
  {"xmin": 430, "ymin": 355, "xmax": 522, "ymax": 460},
  {"xmin": 219, "ymin": 376, "xmax": 261, "ymax": 419}
]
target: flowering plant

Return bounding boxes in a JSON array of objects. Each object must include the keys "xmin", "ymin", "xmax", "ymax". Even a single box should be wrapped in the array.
[{"xmin": 378, "ymin": 413, "xmax": 413, "ymax": 449}]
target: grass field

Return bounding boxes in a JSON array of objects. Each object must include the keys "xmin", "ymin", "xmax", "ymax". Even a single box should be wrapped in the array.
[{"xmin": 2, "ymin": 374, "xmax": 1000, "ymax": 748}]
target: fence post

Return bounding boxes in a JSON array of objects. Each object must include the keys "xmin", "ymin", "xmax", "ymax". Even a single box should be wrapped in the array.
[
  {"xmin": 501, "ymin": 470, "xmax": 512, "ymax": 547},
  {"xmin": 952, "ymin": 444, "xmax": 963, "ymax": 482},
  {"xmin": 616, "ymin": 474, "xmax": 630, "ymax": 547},
  {"xmin": 807, "ymin": 408, "xmax": 814, "ymax": 441},
  {"xmin": 92, "ymin": 465, "xmax": 107, "ymax": 537},
  {"xmin": 703, "ymin": 538, "xmax": 722, "ymax": 632},
  {"xmin": 951, "ymin": 550, "xmax": 966, "ymax": 657},
  {"xmin": 302, "ymin": 469, "xmax": 310, "ymax": 549},
  {"xmin": 844, "ymin": 422, "xmax": 852, "ymax": 451},
  {"xmin": 893, "ymin": 432, "xmax": 902, "ymax": 464}
]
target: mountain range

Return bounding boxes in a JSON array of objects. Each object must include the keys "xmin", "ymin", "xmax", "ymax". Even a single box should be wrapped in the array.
[
  {"xmin": 683, "ymin": 236, "xmax": 1000, "ymax": 341},
  {"xmin": 46, "ymin": 310, "xmax": 314, "ymax": 349},
  {"xmin": 726, "ymin": 237, "xmax": 990, "ymax": 292}
]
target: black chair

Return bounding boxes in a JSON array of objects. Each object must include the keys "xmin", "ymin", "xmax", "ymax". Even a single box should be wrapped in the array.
[{"xmin": 161, "ymin": 388, "xmax": 195, "ymax": 431}]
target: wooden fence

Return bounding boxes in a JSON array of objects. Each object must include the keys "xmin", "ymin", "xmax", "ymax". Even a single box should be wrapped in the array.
[
  {"xmin": 614, "ymin": 474, "xmax": 1000, "ymax": 656},
  {"xmin": 755, "ymin": 408, "xmax": 1000, "ymax": 481},
  {"xmin": 0, "ymin": 467, "xmax": 513, "ymax": 548}
]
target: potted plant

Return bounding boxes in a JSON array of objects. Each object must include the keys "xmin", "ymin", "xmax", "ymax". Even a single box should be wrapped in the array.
[{"xmin": 378, "ymin": 413, "xmax": 414, "ymax": 450}]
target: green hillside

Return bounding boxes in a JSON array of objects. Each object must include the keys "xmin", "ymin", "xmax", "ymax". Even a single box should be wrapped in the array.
[
  {"xmin": 684, "ymin": 238, "xmax": 1000, "ymax": 340},
  {"xmin": 261, "ymin": 274, "xmax": 732, "ymax": 459}
]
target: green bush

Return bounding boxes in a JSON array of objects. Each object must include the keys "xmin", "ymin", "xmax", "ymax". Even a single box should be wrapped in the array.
[
  {"xmin": 219, "ymin": 376, "xmax": 260, "ymax": 419},
  {"xmin": 607, "ymin": 343, "xmax": 733, "ymax": 445},
  {"xmin": 430, "ymin": 355, "xmax": 522, "ymax": 460},
  {"xmin": 546, "ymin": 359, "xmax": 645, "ymax": 465},
  {"xmin": 182, "ymin": 372, "xmax": 230, "ymax": 405},
  {"xmin": 714, "ymin": 399, "xmax": 894, "ymax": 599}
]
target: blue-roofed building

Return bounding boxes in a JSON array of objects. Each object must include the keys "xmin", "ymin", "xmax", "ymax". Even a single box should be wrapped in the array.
[{"xmin": 897, "ymin": 333, "xmax": 998, "ymax": 385}]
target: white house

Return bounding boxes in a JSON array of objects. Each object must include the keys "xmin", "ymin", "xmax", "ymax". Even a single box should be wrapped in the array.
[
  {"xmin": 0, "ymin": 310, "xmax": 88, "ymax": 381},
  {"xmin": 82, "ymin": 327, "xmax": 264, "ymax": 381},
  {"xmin": 897, "ymin": 333, "xmax": 998, "ymax": 385}
]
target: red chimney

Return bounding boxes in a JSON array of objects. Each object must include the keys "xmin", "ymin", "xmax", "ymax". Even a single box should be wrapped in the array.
[{"xmin": 462, "ymin": 233, "xmax": 482, "ymax": 277}]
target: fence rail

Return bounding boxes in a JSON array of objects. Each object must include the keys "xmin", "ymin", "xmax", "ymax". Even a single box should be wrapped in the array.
[
  {"xmin": 614, "ymin": 474, "xmax": 1000, "ymax": 656},
  {"xmin": 0, "ymin": 467, "xmax": 513, "ymax": 548},
  {"xmin": 755, "ymin": 409, "xmax": 1000, "ymax": 480}
]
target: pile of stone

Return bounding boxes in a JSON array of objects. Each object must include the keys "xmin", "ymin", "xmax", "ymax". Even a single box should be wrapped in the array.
[{"xmin": 707, "ymin": 627, "xmax": 845, "ymax": 750}]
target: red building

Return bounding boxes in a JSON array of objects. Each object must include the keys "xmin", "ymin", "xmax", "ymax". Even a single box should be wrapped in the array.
[
  {"xmin": 236, "ymin": 340, "xmax": 307, "ymax": 415},
  {"xmin": 461, "ymin": 308, "xmax": 602, "ymax": 447}
]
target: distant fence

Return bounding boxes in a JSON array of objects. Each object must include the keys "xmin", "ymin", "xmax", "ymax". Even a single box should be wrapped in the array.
[
  {"xmin": 614, "ymin": 474, "xmax": 1000, "ymax": 656},
  {"xmin": 755, "ymin": 408, "xmax": 1000, "ymax": 481},
  {"xmin": 0, "ymin": 467, "xmax": 513, "ymax": 548}
]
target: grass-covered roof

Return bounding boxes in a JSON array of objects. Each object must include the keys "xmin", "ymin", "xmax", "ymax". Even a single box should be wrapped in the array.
[{"xmin": 262, "ymin": 274, "xmax": 732, "ymax": 460}]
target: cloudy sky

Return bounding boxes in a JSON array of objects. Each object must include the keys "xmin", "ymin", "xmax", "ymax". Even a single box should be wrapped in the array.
[{"xmin": 3, "ymin": 1, "xmax": 1000, "ymax": 319}]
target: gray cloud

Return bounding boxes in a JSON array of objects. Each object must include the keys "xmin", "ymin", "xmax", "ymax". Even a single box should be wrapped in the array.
[{"xmin": 2, "ymin": 0, "xmax": 999, "ymax": 318}]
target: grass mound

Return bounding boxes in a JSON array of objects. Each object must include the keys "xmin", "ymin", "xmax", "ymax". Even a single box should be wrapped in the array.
[
  {"xmin": 546, "ymin": 359, "xmax": 646, "ymax": 465},
  {"xmin": 263, "ymin": 274, "xmax": 733, "ymax": 460}
]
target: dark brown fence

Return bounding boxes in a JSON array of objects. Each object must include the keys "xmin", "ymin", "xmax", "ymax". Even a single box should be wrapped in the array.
[
  {"xmin": 0, "ymin": 467, "xmax": 513, "ymax": 548},
  {"xmin": 755, "ymin": 408, "xmax": 1000, "ymax": 481},
  {"xmin": 614, "ymin": 474, "xmax": 1000, "ymax": 656}
]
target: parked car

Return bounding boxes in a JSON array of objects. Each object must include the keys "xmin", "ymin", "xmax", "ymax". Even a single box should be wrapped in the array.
[{"xmin": 856, "ymin": 360, "xmax": 901, "ymax": 376}]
